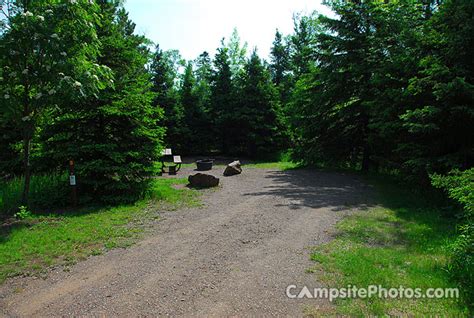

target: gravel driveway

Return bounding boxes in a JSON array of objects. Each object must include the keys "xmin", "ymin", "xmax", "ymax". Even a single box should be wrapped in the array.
[{"xmin": 0, "ymin": 167, "xmax": 374, "ymax": 317}]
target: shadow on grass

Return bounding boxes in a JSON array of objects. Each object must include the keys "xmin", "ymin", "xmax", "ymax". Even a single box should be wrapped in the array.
[
  {"xmin": 0, "ymin": 177, "xmax": 194, "ymax": 244},
  {"xmin": 0, "ymin": 222, "xmax": 27, "ymax": 244},
  {"xmin": 369, "ymin": 175, "xmax": 458, "ymax": 250},
  {"xmin": 307, "ymin": 173, "xmax": 466, "ymax": 315}
]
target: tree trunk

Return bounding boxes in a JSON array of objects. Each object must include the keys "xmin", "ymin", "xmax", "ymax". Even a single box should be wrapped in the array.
[
  {"xmin": 21, "ymin": 70, "xmax": 31, "ymax": 206},
  {"xmin": 21, "ymin": 136, "xmax": 31, "ymax": 205}
]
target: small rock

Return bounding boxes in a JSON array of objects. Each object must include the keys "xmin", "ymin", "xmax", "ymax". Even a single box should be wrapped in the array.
[{"xmin": 223, "ymin": 160, "xmax": 242, "ymax": 176}]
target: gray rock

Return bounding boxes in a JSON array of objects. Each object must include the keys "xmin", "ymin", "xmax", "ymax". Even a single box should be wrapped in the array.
[
  {"xmin": 188, "ymin": 173, "xmax": 219, "ymax": 188},
  {"xmin": 224, "ymin": 160, "xmax": 242, "ymax": 176}
]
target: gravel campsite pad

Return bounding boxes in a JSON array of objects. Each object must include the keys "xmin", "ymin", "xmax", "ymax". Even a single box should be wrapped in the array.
[{"xmin": 0, "ymin": 167, "xmax": 373, "ymax": 317}]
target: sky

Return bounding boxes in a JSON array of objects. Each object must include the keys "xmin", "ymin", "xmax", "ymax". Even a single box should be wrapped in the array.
[{"xmin": 124, "ymin": 0, "xmax": 333, "ymax": 61}]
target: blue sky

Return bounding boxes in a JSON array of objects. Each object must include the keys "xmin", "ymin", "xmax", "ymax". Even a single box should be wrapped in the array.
[{"xmin": 124, "ymin": 0, "xmax": 333, "ymax": 61}]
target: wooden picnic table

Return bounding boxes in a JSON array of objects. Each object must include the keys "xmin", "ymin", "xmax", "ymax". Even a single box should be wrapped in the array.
[{"xmin": 160, "ymin": 148, "xmax": 182, "ymax": 175}]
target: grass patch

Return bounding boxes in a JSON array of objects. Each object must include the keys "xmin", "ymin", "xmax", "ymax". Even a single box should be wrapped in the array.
[
  {"xmin": 153, "ymin": 159, "xmax": 299, "ymax": 172},
  {"xmin": 309, "ymin": 177, "xmax": 469, "ymax": 316},
  {"xmin": 243, "ymin": 161, "xmax": 300, "ymax": 170},
  {"xmin": 0, "ymin": 177, "xmax": 199, "ymax": 283},
  {"xmin": 0, "ymin": 173, "xmax": 69, "ymax": 217},
  {"xmin": 146, "ymin": 177, "xmax": 201, "ymax": 208}
]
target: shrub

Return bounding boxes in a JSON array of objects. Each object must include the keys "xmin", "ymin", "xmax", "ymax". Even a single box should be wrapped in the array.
[
  {"xmin": 431, "ymin": 168, "xmax": 474, "ymax": 307},
  {"xmin": 14, "ymin": 206, "xmax": 32, "ymax": 220},
  {"xmin": 431, "ymin": 169, "xmax": 474, "ymax": 215}
]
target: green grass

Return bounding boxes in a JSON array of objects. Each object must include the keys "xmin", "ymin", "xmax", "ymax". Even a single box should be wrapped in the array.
[
  {"xmin": 0, "ymin": 177, "xmax": 199, "ymax": 283},
  {"xmin": 0, "ymin": 173, "xmax": 69, "ymax": 217},
  {"xmin": 146, "ymin": 177, "xmax": 201, "ymax": 207},
  {"xmin": 308, "ymin": 177, "xmax": 469, "ymax": 316},
  {"xmin": 243, "ymin": 161, "xmax": 299, "ymax": 170},
  {"xmin": 242, "ymin": 151, "xmax": 300, "ymax": 170},
  {"xmin": 154, "ymin": 159, "xmax": 299, "ymax": 172}
]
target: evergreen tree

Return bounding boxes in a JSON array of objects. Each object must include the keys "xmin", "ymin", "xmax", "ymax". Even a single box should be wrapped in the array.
[
  {"xmin": 210, "ymin": 42, "xmax": 234, "ymax": 153},
  {"xmin": 179, "ymin": 61, "xmax": 206, "ymax": 154},
  {"xmin": 290, "ymin": 13, "xmax": 318, "ymax": 79},
  {"xmin": 400, "ymin": 0, "xmax": 474, "ymax": 177},
  {"xmin": 41, "ymin": 1, "xmax": 163, "ymax": 203},
  {"xmin": 288, "ymin": 0, "xmax": 473, "ymax": 178},
  {"xmin": 194, "ymin": 51, "xmax": 213, "ymax": 115},
  {"xmin": 226, "ymin": 28, "xmax": 248, "ymax": 79},
  {"xmin": 150, "ymin": 45, "xmax": 174, "ymax": 109},
  {"xmin": 150, "ymin": 45, "xmax": 184, "ymax": 151},
  {"xmin": 289, "ymin": 2, "xmax": 407, "ymax": 171},
  {"xmin": 289, "ymin": 4, "xmax": 373, "ymax": 169},
  {"xmin": 270, "ymin": 29, "xmax": 289, "ymax": 87},
  {"xmin": 269, "ymin": 29, "xmax": 293, "ymax": 123},
  {"xmin": 237, "ymin": 50, "xmax": 284, "ymax": 156},
  {"xmin": 192, "ymin": 51, "xmax": 214, "ymax": 153}
]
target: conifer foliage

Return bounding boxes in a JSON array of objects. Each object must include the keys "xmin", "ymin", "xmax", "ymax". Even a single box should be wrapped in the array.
[{"xmin": 42, "ymin": 1, "xmax": 164, "ymax": 203}]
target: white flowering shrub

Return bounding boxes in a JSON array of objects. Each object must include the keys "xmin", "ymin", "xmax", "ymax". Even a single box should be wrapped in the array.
[{"xmin": 0, "ymin": 0, "xmax": 112, "ymax": 203}]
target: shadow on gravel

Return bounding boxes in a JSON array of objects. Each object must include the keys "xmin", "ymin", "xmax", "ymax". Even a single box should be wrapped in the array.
[{"xmin": 243, "ymin": 169, "xmax": 376, "ymax": 211}]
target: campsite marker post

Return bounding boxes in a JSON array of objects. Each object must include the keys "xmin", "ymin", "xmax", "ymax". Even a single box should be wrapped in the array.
[{"xmin": 69, "ymin": 160, "xmax": 77, "ymax": 207}]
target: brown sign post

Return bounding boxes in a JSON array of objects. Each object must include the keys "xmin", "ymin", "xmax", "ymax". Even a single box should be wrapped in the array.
[{"xmin": 69, "ymin": 160, "xmax": 77, "ymax": 207}]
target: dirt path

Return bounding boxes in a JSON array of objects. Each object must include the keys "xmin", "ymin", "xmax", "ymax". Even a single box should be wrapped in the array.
[{"xmin": 0, "ymin": 168, "xmax": 374, "ymax": 317}]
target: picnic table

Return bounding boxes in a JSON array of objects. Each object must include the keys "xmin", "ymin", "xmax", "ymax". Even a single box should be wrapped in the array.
[{"xmin": 160, "ymin": 148, "xmax": 182, "ymax": 175}]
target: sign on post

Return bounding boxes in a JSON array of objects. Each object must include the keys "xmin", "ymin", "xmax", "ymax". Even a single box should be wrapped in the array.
[{"xmin": 69, "ymin": 160, "xmax": 77, "ymax": 207}]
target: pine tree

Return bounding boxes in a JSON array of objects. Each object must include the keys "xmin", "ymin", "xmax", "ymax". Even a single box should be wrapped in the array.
[
  {"xmin": 41, "ymin": 2, "xmax": 163, "ymax": 203},
  {"xmin": 400, "ymin": 0, "xmax": 474, "ymax": 177},
  {"xmin": 237, "ymin": 50, "xmax": 284, "ymax": 156},
  {"xmin": 179, "ymin": 61, "xmax": 201, "ymax": 154},
  {"xmin": 270, "ymin": 29, "xmax": 292, "ymax": 120},
  {"xmin": 290, "ymin": 13, "xmax": 318, "ymax": 79},
  {"xmin": 150, "ymin": 45, "xmax": 184, "ymax": 152},
  {"xmin": 288, "ymin": 3, "xmax": 372, "ymax": 169},
  {"xmin": 194, "ymin": 51, "xmax": 213, "ymax": 112},
  {"xmin": 210, "ymin": 43, "xmax": 235, "ymax": 153},
  {"xmin": 226, "ymin": 28, "xmax": 248, "ymax": 79},
  {"xmin": 270, "ymin": 29, "xmax": 289, "ymax": 86}
]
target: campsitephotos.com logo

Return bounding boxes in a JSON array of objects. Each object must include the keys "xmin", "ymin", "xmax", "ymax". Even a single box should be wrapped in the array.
[{"xmin": 286, "ymin": 285, "xmax": 460, "ymax": 302}]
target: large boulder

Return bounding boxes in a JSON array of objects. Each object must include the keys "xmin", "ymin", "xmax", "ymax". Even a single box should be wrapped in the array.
[
  {"xmin": 224, "ymin": 160, "xmax": 242, "ymax": 176},
  {"xmin": 188, "ymin": 173, "xmax": 219, "ymax": 188}
]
